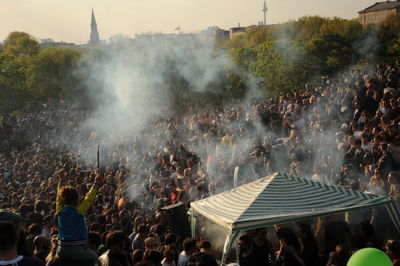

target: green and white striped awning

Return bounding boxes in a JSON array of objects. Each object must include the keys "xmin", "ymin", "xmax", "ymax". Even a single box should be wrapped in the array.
[{"xmin": 190, "ymin": 172, "xmax": 400, "ymax": 265}]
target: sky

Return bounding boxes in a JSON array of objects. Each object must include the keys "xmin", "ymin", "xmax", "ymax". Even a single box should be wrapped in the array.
[{"xmin": 0, "ymin": 0, "xmax": 377, "ymax": 44}]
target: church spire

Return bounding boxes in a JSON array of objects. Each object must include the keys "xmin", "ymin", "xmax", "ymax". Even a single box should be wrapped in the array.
[{"xmin": 89, "ymin": 9, "xmax": 100, "ymax": 45}]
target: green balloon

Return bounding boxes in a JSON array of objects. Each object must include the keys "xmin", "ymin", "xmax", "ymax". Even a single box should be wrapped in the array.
[{"xmin": 347, "ymin": 248, "xmax": 392, "ymax": 266}]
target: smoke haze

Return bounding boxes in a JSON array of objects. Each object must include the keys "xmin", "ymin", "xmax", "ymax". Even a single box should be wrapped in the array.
[{"xmin": 78, "ymin": 36, "xmax": 233, "ymax": 139}]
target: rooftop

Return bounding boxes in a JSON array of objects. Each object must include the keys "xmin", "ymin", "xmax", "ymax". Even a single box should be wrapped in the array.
[{"xmin": 359, "ymin": 0, "xmax": 400, "ymax": 13}]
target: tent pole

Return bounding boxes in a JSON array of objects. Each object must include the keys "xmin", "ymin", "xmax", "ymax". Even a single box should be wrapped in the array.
[
  {"xmin": 191, "ymin": 209, "xmax": 196, "ymax": 238},
  {"xmin": 235, "ymin": 233, "xmax": 240, "ymax": 264},
  {"xmin": 221, "ymin": 231, "xmax": 239, "ymax": 266}
]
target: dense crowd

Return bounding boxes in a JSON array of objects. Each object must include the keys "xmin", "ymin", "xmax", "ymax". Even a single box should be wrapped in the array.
[{"xmin": 2, "ymin": 62, "xmax": 400, "ymax": 266}]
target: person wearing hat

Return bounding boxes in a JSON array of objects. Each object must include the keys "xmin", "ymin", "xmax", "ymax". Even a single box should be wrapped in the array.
[{"xmin": 0, "ymin": 220, "xmax": 44, "ymax": 266}]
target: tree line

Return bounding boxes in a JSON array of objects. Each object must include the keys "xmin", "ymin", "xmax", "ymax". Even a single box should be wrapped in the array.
[
  {"xmin": 224, "ymin": 15, "xmax": 400, "ymax": 95},
  {"xmin": 1, "ymin": 15, "xmax": 400, "ymax": 114}
]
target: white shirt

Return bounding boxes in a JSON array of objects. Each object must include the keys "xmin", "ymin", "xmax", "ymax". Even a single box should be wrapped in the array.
[
  {"xmin": 177, "ymin": 251, "xmax": 190, "ymax": 266},
  {"xmin": 361, "ymin": 142, "xmax": 373, "ymax": 153},
  {"xmin": 353, "ymin": 131, "xmax": 363, "ymax": 140}
]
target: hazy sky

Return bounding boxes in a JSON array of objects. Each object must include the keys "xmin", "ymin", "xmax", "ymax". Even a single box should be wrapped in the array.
[{"xmin": 1, "ymin": 0, "xmax": 377, "ymax": 43}]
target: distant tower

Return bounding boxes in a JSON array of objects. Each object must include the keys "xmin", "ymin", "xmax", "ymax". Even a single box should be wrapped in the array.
[
  {"xmin": 90, "ymin": 9, "xmax": 100, "ymax": 45},
  {"xmin": 262, "ymin": 1, "xmax": 268, "ymax": 26}
]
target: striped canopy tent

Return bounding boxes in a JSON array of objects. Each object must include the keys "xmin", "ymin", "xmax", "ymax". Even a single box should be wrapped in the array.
[{"xmin": 190, "ymin": 172, "xmax": 400, "ymax": 265}]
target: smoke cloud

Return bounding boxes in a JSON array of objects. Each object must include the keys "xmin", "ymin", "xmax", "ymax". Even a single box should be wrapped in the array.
[{"xmin": 78, "ymin": 35, "xmax": 232, "ymax": 139}]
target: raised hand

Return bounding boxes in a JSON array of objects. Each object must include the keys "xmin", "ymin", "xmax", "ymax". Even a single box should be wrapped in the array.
[
  {"xmin": 58, "ymin": 168, "xmax": 68, "ymax": 182},
  {"xmin": 94, "ymin": 173, "xmax": 104, "ymax": 186}
]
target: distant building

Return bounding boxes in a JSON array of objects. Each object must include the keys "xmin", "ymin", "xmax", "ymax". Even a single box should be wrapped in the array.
[
  {"xmin": 200, "ymin": 26, "xmax": 230, "ymax": 41},
  {"xmin": 133, "ymin": 33, "xmax": 196, "ymax": 43},
  {"xmin": 215, "ymin": 28, "xmax": 230, "ymax": 41},
  {"xmin": 359, "ymin": 0, "xmax": 400, "ymax": 26},
  {"xmin": 39, "ymin": 41, "xmax": 79, "ymax": 48},
  {"xmin": 40, "ymin": 38, "xmax": 54, "ymax": 44},
  {"xmin": 89, "ymin": 9, "xmax": 100, "ymax": 45},
  {"xmin": 229, "ymin": 26, "xmax": 246, "ymax": 39}
]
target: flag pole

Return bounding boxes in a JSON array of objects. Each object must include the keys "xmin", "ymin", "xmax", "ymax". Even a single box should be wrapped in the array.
[{"xmin": 97, "ymin": 145, "xmax": 100, "ymax": 172}]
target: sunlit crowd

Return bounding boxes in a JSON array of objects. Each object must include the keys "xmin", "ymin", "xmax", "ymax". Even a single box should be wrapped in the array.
[{"xmin": 1, "ymin": 63, "xmax": 400, "ymax": 265}]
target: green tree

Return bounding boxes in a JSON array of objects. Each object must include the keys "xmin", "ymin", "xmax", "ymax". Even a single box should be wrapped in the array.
[
  {"xmin": 27, "ymin": 47, "xmax": 82, "ymax": 100},
  {"xmin": 0, "ymin": 32, "xmax": 86, "ymax": 113},
  {"xmin": 319, "ymin": 17, "xmax": 363, "ymax": 40},
  {"xmin": 244, "ymin": 25, "xmax": 275, "ymax": 47},
  {"xmin": 3, "ymin": 31, "xmax": 39, "ymax": 56},
  {"xmin": 229, "ymin": 47, "xmax": 257, "ymax": 71},
  {"xmin": 0, "ymin": 32, "xmax": 39, "ymax": 112},
  {"xmin": 378, "ymin": 14, "xmax": 400, "ymax": 59},
  {"xmin": 304, "ymin": 18, "xmax": 364, "ymax": 75},
  {"xmin": 306, "ymin": 34, "xmax": 354, "ymax": 75},
  {"xmin": 294, "ymin": 16, "xmax": 327, "ymax": 42},
  {"xmin": 250, "ymin": 41, "xmax": 311, "ymax": 94}
]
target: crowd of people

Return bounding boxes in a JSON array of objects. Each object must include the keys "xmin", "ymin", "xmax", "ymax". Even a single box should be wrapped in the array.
[{"xmin": 1, "ymin": 62, "xmax": 400, "ymax": 266}]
